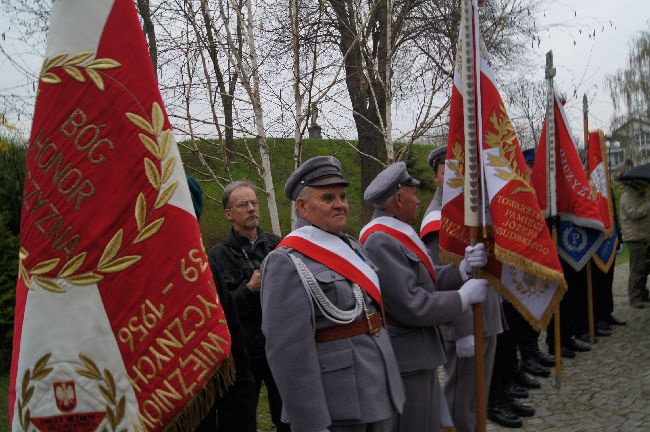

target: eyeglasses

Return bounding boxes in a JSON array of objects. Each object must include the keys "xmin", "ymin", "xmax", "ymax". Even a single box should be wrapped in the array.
[{"xmin": 231, "ymin": 200, "xmax": 259, "ymax": 209}]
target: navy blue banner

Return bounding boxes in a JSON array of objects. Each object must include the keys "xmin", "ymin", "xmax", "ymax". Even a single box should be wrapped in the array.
[
  {"xmin": 558, "ymin": 219, "xmax": 604, "ymax": 271},
  {"xmin": 593, "ymin": 223, "xmax": 619, "ymax": 272}
]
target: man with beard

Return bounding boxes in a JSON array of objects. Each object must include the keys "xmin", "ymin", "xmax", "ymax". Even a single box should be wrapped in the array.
[
  {"xmin": 208, "ymin": 180, "xmax": 288, "ymax": 432},
  {"xmin": 261, "ymin": 156, "xmax": 404, "ymax": 431}
]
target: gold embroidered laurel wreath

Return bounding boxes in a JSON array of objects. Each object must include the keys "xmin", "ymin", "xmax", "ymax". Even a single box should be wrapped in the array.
[
  {"xmin": 19, "ymin": 52, "xmax": 178, "ymax": 293},
  {"xmin": 18, "ymin": 353, "xmax": 127, "ymax": 431}
]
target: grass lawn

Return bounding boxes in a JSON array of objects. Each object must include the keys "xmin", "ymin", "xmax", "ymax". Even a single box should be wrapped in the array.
[
  {"xmin": 256, "ymin": 384, "xmax": 275, "ymax": 431},
  {"xmin": 616, "ymin": 242, "xmax": 629, "ymax": 265}
]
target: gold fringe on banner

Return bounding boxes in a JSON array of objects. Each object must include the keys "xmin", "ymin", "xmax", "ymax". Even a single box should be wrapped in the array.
[
  {"xmin": 440, "ymin": 246, "xmax": 568, "ymax": 331},
  {"xmin": 593, "ymin": 236, "xmax": 619, "ymax": 273},
  {"xmin": 165, "ymin": 355, "xmax": 236, "ymax": 432},
  {"xmin": 497, "ymin": 272, "xmax": 566, "ymax": 332},
  {"xmin": 439, "ymin": 249, "xmax": 463, "ymax": 267},
  {"xmin": 494, "ymin": 246, "xmax": 567, "ymax": 291}
]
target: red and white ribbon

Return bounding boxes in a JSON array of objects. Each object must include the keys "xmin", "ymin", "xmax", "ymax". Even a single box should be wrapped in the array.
[
  {"xmin": 360, "ymin": 216, "xmax": 437, "ymax": 281},
  {"xmin": 420, "ymin": 210, "xmax": 442, "ymax": 238},
  {"xmin": 278, "ymin": 226, "xmax": 382, "ymax": 306}
]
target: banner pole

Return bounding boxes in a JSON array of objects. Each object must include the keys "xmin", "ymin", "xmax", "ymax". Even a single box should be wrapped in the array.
[
  {"xmin": 470, "ymin": 229, "xmax": 486, "ymax": 432},
  {"xmin": 460, "ymin": 0, "xmax": 486, "ymax": 429},
  {"xmin": 545, "ymin": 50, "xmax": 561, "ymax": 388},
  {"xmin": 583, "ymin": 94, "xmax": 596, "ymax": 345}
]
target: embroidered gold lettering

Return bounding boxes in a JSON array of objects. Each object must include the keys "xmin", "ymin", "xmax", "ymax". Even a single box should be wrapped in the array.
[
  {"xmin": 180, "ymin": 353, "xmax": 209, "ymax": 383},
  {"xmin": 167, "ymin": 317, "xmax": 196, "ymax": 344},
  {"xmin": 196, "ymin": 293, "xmax": 218, "ymax": 319},
  {"xmin": 153, "ymin": 381, "xmax": 182, "ymax": 410},
  {"xmin": 168, "ymin": 367, "xmax": 195, "ymax": 395}
]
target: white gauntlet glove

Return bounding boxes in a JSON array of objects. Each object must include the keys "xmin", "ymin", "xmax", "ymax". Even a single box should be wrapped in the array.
[
  {"xmin": 458, "ymin": 278, "xmax": 488, "ymax": 311},
  {"xmin": 460, "ymin": 243, "xmax": 488, "ymax": 281},
  {"xmin": 455, "ymin": 335, "xmax": 475, "ymax": 358}
]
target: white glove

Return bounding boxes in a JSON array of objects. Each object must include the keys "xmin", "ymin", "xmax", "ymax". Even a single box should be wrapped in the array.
[
  {"xmin": 460, "ymin": 243, "xmax": 488, "ymax": 281},
  {"xmin": 458, "ymin": 278, "xmax": 488, "ymax": 311},
  {"xmin": 455, "ymin": 335, "xmax": 475, "ymax": 358}
]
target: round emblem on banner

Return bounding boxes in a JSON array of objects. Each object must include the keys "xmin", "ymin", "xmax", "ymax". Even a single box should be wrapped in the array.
[
  {"xmin": 561, "ymin": 226, "xmax": 588, "ymax": 253},
  {"xmin": 511, "ymin": 267, "xmax": 549, "ymax": 296}
]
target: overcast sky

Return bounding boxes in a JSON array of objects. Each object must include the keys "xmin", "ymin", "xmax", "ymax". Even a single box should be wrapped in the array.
[
  {"xmin": 532, "ymin": 0, "xmax": 649, "ymax": 138},
  {"xmin": 0, "ymin": 1, "xmax": 648, "ymax": 141}
]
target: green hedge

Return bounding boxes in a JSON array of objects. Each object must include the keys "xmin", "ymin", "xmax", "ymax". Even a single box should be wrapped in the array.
[{"xmin": 0, "ymin": 138, "xmax": 25, "ymax": 373}]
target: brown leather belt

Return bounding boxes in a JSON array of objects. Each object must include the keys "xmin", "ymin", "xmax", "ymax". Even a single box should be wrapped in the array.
[{"xmin": 315, "ymin": 312, "xmax": 383, "ymax": 343}]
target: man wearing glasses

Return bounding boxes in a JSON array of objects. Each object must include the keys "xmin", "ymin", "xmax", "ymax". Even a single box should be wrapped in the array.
[{"xmin": 208, "ymin": 180, "xmax": 288, "ymax": 432}]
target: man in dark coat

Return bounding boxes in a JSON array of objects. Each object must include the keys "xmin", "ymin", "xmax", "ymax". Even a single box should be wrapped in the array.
[
  {"xmin": 208, "ymin": 180, "xmax": 288, "ymax": 432},
  {"xmin": 187, "ymin": 177, "xmax": 257, "ymax": 432}
]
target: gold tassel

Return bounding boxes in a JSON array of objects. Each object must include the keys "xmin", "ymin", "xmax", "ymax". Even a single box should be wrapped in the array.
[{"xmin": 164, "ymin": 355, "xmax": 236, "ymax": 432}]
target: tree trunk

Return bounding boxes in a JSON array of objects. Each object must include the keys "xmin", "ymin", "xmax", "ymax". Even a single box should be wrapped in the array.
[
  {"xmin": 290, "ymin": 0, "xmax": 302, "ymax": 230},
  {"xmin": 199, "ymin": 0, "xmax": 237, "ymax": 157},
  {"xmin": 242, "ymin": 0, "xmax": 281, "ymax": 235},
  {"xmin": 136, "ymin": 0, "xmax": 158, "ymax": 74},
  {"xmin": 384, "ymin": 0, "xmax": 394, "ymax": 162},
  {"xmin": 328, "ymin": 0, "xmax": 387, "ymax": 222}
]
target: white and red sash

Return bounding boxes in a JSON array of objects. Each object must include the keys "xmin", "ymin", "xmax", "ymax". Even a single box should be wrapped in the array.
[
  {"xmin": 419, "ymin": 210, "xmax": 441, "ymax": 239},
  {"xmin": 360, "ymin": 216, "xmax": 437, "ymax": 280},
  {"xmin": 277, "ymin": 226, "xmax": 382, "ymax": 306}
]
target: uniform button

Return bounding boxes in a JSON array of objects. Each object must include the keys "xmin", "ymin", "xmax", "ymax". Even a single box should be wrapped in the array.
[{"xmin": 321, "ymin": 363, "xmax": 326, "ymax": 369}]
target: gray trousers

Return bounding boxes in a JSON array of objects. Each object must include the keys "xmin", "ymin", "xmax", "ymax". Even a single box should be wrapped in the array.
[
  {"xmin": 395, "ymin": 369, "xmax": 439, "ymax": 432},
  {"xmin": 443, "ymin": 335, "xmax": 497, "ymax": 432},
  {"xmin": 627, "ymin": 241, "xmax": 650, "ymax": 303},
  {"xmin": 330, "ymin": 416, "xmax": 396, "ymax": 432}
]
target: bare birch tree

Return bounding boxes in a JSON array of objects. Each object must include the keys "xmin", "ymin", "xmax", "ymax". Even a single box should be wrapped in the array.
[{"xmin": 211, "ymin": 0, "xmax": 281, "ymax": 234}]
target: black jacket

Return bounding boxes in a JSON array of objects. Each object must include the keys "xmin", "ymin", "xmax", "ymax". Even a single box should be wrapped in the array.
[
  {"xmin": 195, "ymin": 260, "xmax": 257, "ymax": 432},
  {"xmin": 208, "ymin": 227, "xmax": 281, "ymax": 358}
]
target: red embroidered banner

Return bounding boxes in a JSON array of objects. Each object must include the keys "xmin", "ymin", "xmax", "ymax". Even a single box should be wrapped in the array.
[
  {"xmin": 439, "ymin": 0, "xmax": 565, "ymax": 330},
  {"xmin": 10, "ymin": 1, "xmax": 231, "ymax": 430},
  {"xmin": 587, "ymin": 131, "xmax": 614, "ymax": 236},
  {"xmin": 531, "ymin": 97, "xmax": 609, "ymax": 233}
]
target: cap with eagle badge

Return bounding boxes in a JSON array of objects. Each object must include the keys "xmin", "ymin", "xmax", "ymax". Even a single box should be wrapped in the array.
[{"xmin": 284, "ymin": 156, "xmax": 349, "ymax": 200}]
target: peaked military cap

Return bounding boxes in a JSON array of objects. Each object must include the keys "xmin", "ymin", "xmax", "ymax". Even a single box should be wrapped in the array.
[
  {"xmin": 522, "ymin": 148, "xmax": 535, "ymax": 164},
  {"xmin": 427, "ymin": 146, "xmax": 447, "ymax": 169},
  {"xmin": 364, "ymin": 161, "xmax": 420, "ymax": 204},
  {"xmin": 284, "ymin": 156, "xmax": 349, "ymax": 200}
]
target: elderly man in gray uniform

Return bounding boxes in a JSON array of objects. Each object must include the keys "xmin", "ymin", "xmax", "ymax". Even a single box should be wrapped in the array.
[
  {"xmin": 261, "ymin": 156, "xmax": 405, "ymax": 432},
  {"xmin": 420, "ymin": 148, "xmax": 505, "ymax": 432},
  {"xmin": 359, "ymin": 161, "xmax": 488, "ymax": 432}
]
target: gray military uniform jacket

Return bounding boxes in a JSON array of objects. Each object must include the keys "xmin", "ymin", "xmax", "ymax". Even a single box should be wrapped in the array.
[
  {"xmin": 261, "ymin": 219, "xmax": 404, "ymax": 432},
  {"xmin": 421, "ymin": 196, "xmax": 504, "ymax": 341},
  {"xmin": 362, "ymin": 210, "xmax": 465, "ymax": 372}
]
